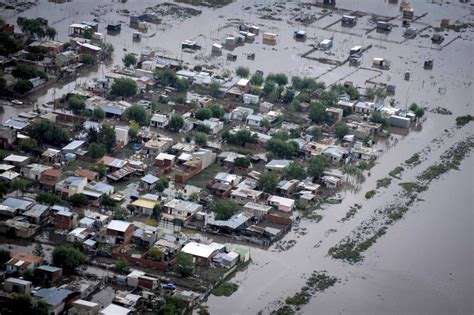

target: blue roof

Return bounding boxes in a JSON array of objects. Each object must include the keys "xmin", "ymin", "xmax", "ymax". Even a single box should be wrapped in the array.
[
  {"xmin": 37, "ymin": 265, "xmax": 62, "ymax": 273},
  {"xmin": 62, "ymin": 140, "xmax": 85, "ymax": 152},
  {"xmin": 1, "ymin": 197, "xmax": 33, "ymax": 210},
  {"xmin": 35, "ymin": 288, "xmax": 73, "ymax": 306}
]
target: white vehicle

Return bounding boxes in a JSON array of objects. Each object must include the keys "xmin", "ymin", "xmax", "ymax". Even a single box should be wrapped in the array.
[{"xmin": 11, "ymin": 100, "xmax": 23, "ymax": 105}]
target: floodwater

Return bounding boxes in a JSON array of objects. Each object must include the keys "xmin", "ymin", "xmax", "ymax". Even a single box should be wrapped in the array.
[{"xmin": 1, "ymin": 0, "xmax": 473, "ymax": 314}]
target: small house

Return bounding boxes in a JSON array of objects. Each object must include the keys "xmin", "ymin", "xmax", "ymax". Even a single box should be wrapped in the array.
[
  {"xmin": 265, "ymin": 159, "xmax": 290, "ymax": 172},
  {"xmin": 267, "ymin": 195, "xmax": 295, "ymax": 212},
  {"xmin": 55, "ymin": 210, "xmax": 78, "ymax": 230},
  {"xmin": 103, "ymin": 220, "xmax": 135, "ymax": 245},
  {"xmin": 342, "ymin": 15, "xmax": 357, "ymax": 27},
  {"xmin": 180, "ymin": 242, "xmax": 220, "ymax": 266},
  {"xmin": 55, "ymin": 176, "xmax": 88, "ymax": 197},
  {"xmin": 4, "ymin": 278, "xmax": 32, "ymax": 295},
  {"xmin": 20, "ymin": 163, "xmax": 52, "ymax": 181},
  {"xmin": 140, "ymin": 174, "xmax": 160, "ymax": 191},
  {"xmin": 150, "ymin": 113, "xmax": 169, "ymax": 128},
  {"xmin": 6, "ymin": 253, "xmax": 44, "ymax": 273}
]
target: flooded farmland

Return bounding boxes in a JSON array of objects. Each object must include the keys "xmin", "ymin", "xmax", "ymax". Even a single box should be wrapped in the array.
[{"xmin": 1, "ymin": 0, "xmax": 473, "ymax": 314}]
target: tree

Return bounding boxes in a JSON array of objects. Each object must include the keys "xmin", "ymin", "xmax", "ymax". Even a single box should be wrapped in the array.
[
  {"xmin": 27, "ymin": 120, "xmax": 70, "ymax": 146},
  {"xmin": 69, "ymin": 194, "xmax": 88, "ymax": 207},
  {"xmin": 209, "ymin": 199, "xmax": 240, "ymax": 220},
  {"xmin": 0, "ymin": 32, "xmax": 21, "ymax": 56},
  {"xmin": 262, "ymin": 81, "xmax": 276, "ymax": 96},
  {"xmin": 174, "ymin": 78, "xmax": 188, "ymax": 92},
  {"xmin": 83, "ymin": 27, "xmax": 94, "ymax": 39},
  {"xmin": 95, "ymin": 124, "xmax": 116, "ymax": 153},
  {"xmin": 113, "ymin": 208, "xmax": 128, "ymax": 220},
  {"xmin": 266, "ymin": 73, "xmax": 288, "ymax": 86},
  {"xmin": 68, "ymin": 95, "xmax": 85, "ymax": 114},
  {"xmin": 52, "ymin": 245, "xmax": 87, "ymax": 273},
  {"xmin": 194, "ymin": 132, "xmax": 208, "ymax": 146},
  {"xmin": 45, "ymin": 26, "xmax": 56, "ymax": 40},
  {"xmin": 110, "ymin": 77, "xmax": 137, "ymax": 98},
  {"xmin": 309, "ymin": 101, "xmax": 327, "ymax": 124},
  {"xmin": 1, "ymin": 293, "xmax": 50, "ymax": 315},
  {"xmin": 152, "ymin": 204, "xmax": 161, "ymax": 219},
  {"xmin": 114, "ymin": 258, "xmax": 129, "ymax": 273},
  {"xmin": 174, "ymin": 252, "xmax": 194, "ymax": 277},
  {"xmin": 283, "ymin": 161, "xmax": 306, "ymax": 180},
  {"xmin": 128, "ymin": 127, "xmax": 139, "ymax": 142},
  {"xmin": 308, "ymin": 156, "xmax": 329, "ymax": 179},
  {"xmin": 122, "ymin": 53, "xmax": 137, "ymax": 68},
  {"xmin": 125, "ymin": 104, "xmax": 148, "ymax": 125},
  {"xmin": 258, "ymin": 172, "xmax": 279, "ymax": 193},
  {"xmin": 36, "ymin": 192, "xmax": 65, "ymax": 206},
  {"xmin": 147, "ymin": 247, "xmax": 163, "ymax": 261},
  {"xmin": 88, "ymin": 142, "xmax": 106, "ymax": 159},
  {"xmin": 308, "ymin": 126, "xmax": 322, "ymax": 139},
  {"xmin": 33, "ymin": 243, "xmax": 44, "ymax": 257},
  {"xmin": 267, "ymin": 138, "xmax": 298, "ymax": 158},
  {"xmin": 236, "ymin": 66, "xmax": 250, "ymax": 78},
  {"xmin": 335, "ymin": 122, "xmax": 349, "ymax": 139},
  {"xmin": 81, "ymin": 55, "xmax": 94, "ymax": 65},
  {"xmin": 250, "ymin": 72, "xmax": 264, "ymax": 86},
  {"xmin": 210, "ymin": 104, "xmax": 224, "ymax": 118},
  {"xmin": 91, "ymin": 107, "xmax": 105, "ymax": 121},
  {"xmin": 12, "ymin": 64, "xmax": 46, "ymax": 80},
  {"xmin": 158, "ymin": 296, "xmax": 187, "ymax": 315},
  {"xmin": 369, "ymin": 111, "xmax": 389, "ymax": 127},
  {"xmin": 14, "ymin": 79, "xmax": 33, "ymax": 94},
  {"xmin": 209, "ymin": 81, "xmax": 221, "ymax": 98},
  {"xmin": 100, "ymin": 194, "xmax": 117, "ymax": 208},
  {"xmin": 19, "ymin": 138, "xmax": 37, "ymax": 152},
  {"xmin": 11, "ymin": 179, "xmax": 27, "ymax": 193},
  {"xmin": 234, "ymin": 157, "xmax": 250, "ymax": 168},
  {"xmin": 194, "ymin": 108, "xmax": 212, "ymax": 120},
  {"xmin": 103, "ymin": 42, "xmax": 114, "ymax": 59},
  {"xmin": 168, "ymin": 115, "xmax": 184, "ymax": 132},
  {"xmin": 156, "ymin": 69, "xmax": 177, "ymax": 86},
  {"xmin": 409, "ymin": 103, "xmax": 425, "ymax": 118},
  {"xmin": 282, "ymin": 88, "xmax": 295, "ymax": 104}
]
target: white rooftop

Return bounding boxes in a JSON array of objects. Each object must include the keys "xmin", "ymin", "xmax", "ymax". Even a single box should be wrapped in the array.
[
  {"xmin": 107, "ymin": 220, "xmax": 132, "ymax": 232},
  {"xmin": 181, "ymin": 242, "xmax": 217, "ymax": 259}
]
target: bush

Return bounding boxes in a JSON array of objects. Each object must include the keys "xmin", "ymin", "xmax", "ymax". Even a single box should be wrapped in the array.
[
  {"xmin": 209, "ymin": 199, "xmax": 239, "ymax": 220},
  {"xmin": 173, "ymin": 252, "xmax": 194, "ymax": 277},
  {"xmin": 194, "ymin": 132, "xmax": 208, "ymax": 146},
  {"xmin": 236, "ymin": 66, "xmax": 250, "ymax": 78},
  {"xmin": 52, "ymin": 245, "xmax": 86, "ymax": 273},
  {"xmin": 125, "ymin": 104, "xmax": 148, "ymax": 125},
  {"xmin": 68, "ymin": 95, "xmax": 85, "ymax": 114},
  {"xmin": 122, "ymin": 53, "xmax": 137, "ymax": 68},
  {"xmin": 14, "ymin": 79, "xmax": 33, "ymax": 94},
  {"xmin": 110, "ymin": 77, "xmax": 137, "ymax": 97}
]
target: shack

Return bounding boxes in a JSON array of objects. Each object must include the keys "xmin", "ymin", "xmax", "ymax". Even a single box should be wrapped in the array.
[
  {"xmin": 294, "ymin": 30, "xmax": 306, "ymax": 40},
  {"xmin": 320, "ymin": 38, "xmax": 333, "ymax": 50},
  {"xmin": 376, "ymin": 21, "xmax": 392, "ymax": 32},
  {"xmin": 341, "ymin": 15, "xmax": 357, "ymax": 27},
  {"xmin": 350, "ymin": 45, "xmax": 363, "ymax": 56},
  {"xmin": 262, "ymin": 32, "xmax": 277, "ymax": 42},
  {"xmin": 372, "ymin": 57, "xmax": 390, "ymax": 69}
]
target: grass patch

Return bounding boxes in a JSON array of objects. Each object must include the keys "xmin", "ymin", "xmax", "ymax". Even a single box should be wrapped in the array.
[
  {"xmin": 328, "ymin": 228, "xmax": 387, "ymax": 263},
  {"xmin": 388, "ymin": 166, "xmax": 404, "ymax": 179},
  {"xmin": 365, "ymin": 190, "xmax": 376, "ymax": 199},
  {"xmin": 284, "ymin": 271, "xmax": 338, "ymax": 307},
  {"xmin": 212, "ymin": 281, "xmax": 239, "ymax": 297},
  {"xmin": 175, "ymin": 0, "xmax": 233, "ymax": 7},
  {"xmin": 399, "ymin": 182, "xmax": 427, "ymax": 193},
  {"xmin": 405, "ymin": 153, "xmax": 420, "ymax": 165},
  {"xmin": 455, "ymin": 115, "xmax": 473, "ymax": 126},
  {"xmin": 376, "ymin": 177, "xmax": 392, "ymax": 189}
]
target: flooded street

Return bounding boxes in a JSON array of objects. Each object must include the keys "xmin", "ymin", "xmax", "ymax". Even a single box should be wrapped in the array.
[{"xmin": 1, "ymin": 0, "xmax": 472, "ymax": 314}]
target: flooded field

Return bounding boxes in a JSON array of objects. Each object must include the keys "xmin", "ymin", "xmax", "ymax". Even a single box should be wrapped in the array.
[{"xmin": 1, "ymin": 0, "xmax": 472, "ymax": 314}]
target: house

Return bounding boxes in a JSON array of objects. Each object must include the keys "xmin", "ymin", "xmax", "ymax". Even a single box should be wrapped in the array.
[
  {"xmin": 0, "ymin": 218, "xmax": 38, "ymax": 238},
  {"xmin": 214, "ymin": 172, "xmax": 242, "ymax": 186},
  {"xmin": 231, "ymin": 107, "xmax": 254, "ymax": 121},
  {"xmin": 99, "ymin": 304, "xmax": 131, "ymax": 315},
  {"xmin": 265, "ymin": 159, "xmax": 291, "ymax": 172},
  {"xmin": 68, "ymin": 227, "xmax": 93, "ymax": 243},
  {"xmin": 267, "ymin": 195, "xmax": 295, "ymax": 212},
  {"xmin": 207, "ymin": 213, "xmax": 252, "ymax": 234},
  {"xmin": 55, "ymin": 210, "xmax": 78, "ymax": 230},
  {"xmin": 3, "ymin": 117, "xmax": 29, "ymax": 130},
  {"xmin": 162, "ymin": 199, "xmax": 202, "ymax": 223},
  {"xmin": 103, "ymin": 220, "xmax": 135, "ymax": 245},
  {"xmin": 20, "ymin": 163, "xmax": 52, "ymax": 181},
  {"xmin": 354, "ymin": 101, "xmax": 375, "ymax": 114},
  {"xmin": 322, "ymin": 146, "xmax": 350, "ymax": 165},
  {"xmin": 69, "ymin": 300, "xmax": 101, "ymax": 315},
  {"xmin": 140, "ymin": 174, "xmax": 160, "ymax": 191},
  {"xmin": 322, "ymin": 170, "xmax": 343, "ymax": 188},
  {"xmin": 78, "ymin": 42, "xmax": 102, "ymax": 58},
  {"xmin": 242, "ymin": 202, "xmax": 272, "ymax": 219},
  {"xmin": 55, "ymin": 176, "xmax": 88, "ymax": 197},
  {"xmin": 75, "ymin": 169, "xmax": 99, "ymax": 182},
  {"xmin": 23, "ymin": 204, "xmax": 50, "ymax": 224},
  {"xmin": 326, "ymin": 107, "xmax": 343, "ymax": 124},
  {"xmin": 35, "ymin": 265, "xmax": 63, "ymax": 284},
  {"xmin": 230, "ymin": 187, "xmax": 263, "ymax": 205},
  {"xmin": 199, "ymin": 118, "xmax": 224, "ymax": 135},
  {"xmin": 217, "ymin": 152, "xmax": 246, "ymax": 168},
  {"xmin": 42, "ymin": 148, "xmax": 62, "ymax": 163},
  {"xmin": 34, "ymin": 287, "xmax": 78, "ymax": 315},
  {"xmin": 154, "ymin": 153, "xmax": 176, "ymax": 167},
  {"xmin": 99, "ymin": 156, "xmax": 128, "ymax": 171},
  {"xmin": 277, "ymin": 179, "xmax": 300, "ymax": 197},
  {"xmin": 62, "ymin": 140, "xmax": 86, "ymax": 154},
  {"xmin": 150, "ymin": 113, "xmax": 169, "ymax": 128},
  {"xmin": 246, "ymin": 114, "xmax": 264, "ymax": 127},
  {"xmin": 4, "ymin": 278, "xmax": 32, "ymax": 295},
  {"xmin": 4, "ymin": 154, "xmax": 31, "ymax": 168},
  {"xmin": 131, "ymin": 194, "xmax": 160, "ymax": 216},
  {"xmin": 144, "ymin": 137, "xmax": 173, "ymax": 156},
  {"xmin": 133, "ymin": 223, "xmax": 161, "ymax": 247},
  {"xmin": 1, "ymin": 197, "xmax": 34, "ymax": 215},
  {"xmin": 259, "ymin": 101, "xmax": 274, "ymax": 113},
  {"xmin": 0, "ymin": 170, "xmax": 20, "ymax": 183},
  {"xmin": 81, "ymin": 210, "xmax": 110, "ymax": 230},
  {"xmin": 6, "ymin": 253, "xmax": 44, "ymax": 273},
  {"xmin": 127, "ymin": 270, "xmax": 159, "ymax": 290},
  {"xmin": 82, "ymin": 181, "xmax": 114, "ymax": 200},
  {"xmin": 180, "ymin": 242, "xmax": 220, "ymax": 266},
  {"xmin": 39, "ymin": 168, "xmax": 61, "ymax": 190}
]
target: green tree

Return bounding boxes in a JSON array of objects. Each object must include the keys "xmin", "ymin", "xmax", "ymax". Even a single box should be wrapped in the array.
[
  {"xmin": 282, "ymin": 88, "xmax": 295, "ymax": 104},
  {"xmin": 110, "ymin": 77, "xmax": 137, "ymax": 98},
  {"xmin": 209, "ymin": 199, "xmax": 240, "ymax": 220},
  {"xmin": 113, "ymin": 208, "xmax": 128, "ymax": 220},
  {"xmin": 128, "ymin": 127, "xmax": 139, "ymax": 141},
  {"xmin": 156, "ymin": 69, "xmax": 177, "ymax": 86},
  {"xmin": 174, "ymin": 252, "xmax": 194, "ymax": 277},
  {"xmin": 114, "ymin": 258, "xmax": 129, "ymax": 273},
  {"xmin": 0, "ymin": 32, "xmax": 21, "ymax": 56},
  {"xmin": 267, "ymin": 138, "xmax": 298, "ymax": 158},
  {"xmin": 158, "ymin": 296, "xmax": 187, "ymax": 315},
  {"xmin": 27, "ymin": 120, "xmax": 70, "ymax": 146},
  {"xmin": 91, "ymin": 107, "xmax": 105, "ymax": 121},
  {"xmin": 122, "ymin": 53, "xmax": 137, "ymax": 68},
  {"xmin": 19, "ymin": 138, "xmax": 37, "ymax": 152},
  {"xmin": 91, "ymin": 124, "xmax": 116, "ymax": 153},
  {"xmin": 83, "ymin": 27, "xmax": 94, "ymax": 39},
  {"xmin": 266, "ymin": 73, "xmax": 288, "ymax": 86},
  {"xmin": 52, "ymin": 245, "xmax": 87, "ymax": 273},
  {"xmin": 68, "ymin": 95, "xmax": 85, "ymax": 114},
  {"xmin": 36, "ymin": 192, "xmax": 65, "ymax": 206},
  {"xmin": 88, "ymin": 142, "xmax": 107, "ymax": 159},
  {"xmin": 11, "ymin": 178, "xmax": 27, "ymax": 193},
  {"xmin": 308, "ymin": 156, "xmax": 329, "ymax": 179},
  {"xmin": 283, "ymin": 161, "xmax": 306, "ymax": 180},
  {"xmin": 168, "ymin": 115, "xmax": 184, "ymax": 132},
  {"xmin": 103, "ymin": 43, "xmax": 114, "ymax": 59},
  {"xmin": 258, "ymin": 171, "xmax": 279, "ymax": 193},
  {"xmin": 152, "ymin": 204, "xmax": 161, "ymax": 219},
  {"xmin": 210, "ymin": 104, "xmax": 224, "ymax": 118},
  {"xmin": 250, "ymin": 72, "xmax": 264, "ymax": 86},
  {"xmin": 335, "ymin": 122, "xmax": 349, "ymax": 139},
  {"xmin": 309, "ymin": 101, "xmax": 327, "ymax": 124},
  {"xmin": 81, "ymin": 55, "xmax": 94, "ymax": 65},
  {"xmin": 174, "ymin": 78, "xmax": 188, "ymax": 92},
  {"xmin": 125, "ymin": 104, "xmax": 148, "ymax": 125},
  {"xmin": 14, "ymin": 79, "xmax": 33, "ymax": 94},
  {"xmin": 194, "ymin": 132, "xmax": 208, "ymax": 146},
  {"xmin": 236, "ymin": 66, "xmax": 250, "ymax": 78},
  {"xmin": 414, "ymin": 107, "xmax": 425, "ymax": 118},
  {"xmin": 369, "ymin": 111, "xmax": 389, "ymax": 127},
  {"xmin": 234, "ymin": 157, "xmax": 250, "ymax": 168},
  {"xmin": 69, "ymin": 193, "xmax": 88, "ymax": 207},
  {"xmin": 262, "ymin": 81, "xmax": 276, "ymax": 96},
  {"xmin": 147, "ymin": 247, "xmax": 163, "ymax": 260},
  {"xmin": 209, "ymin": 81, "xmax": 221, "ymax": 98},
  {"xmin": 194, "ymin": 108, "xmax": 212, "ymax": 120},
  {"xmin": 12, "ymin": 64, "xmax": 46, "ymax": 80}
]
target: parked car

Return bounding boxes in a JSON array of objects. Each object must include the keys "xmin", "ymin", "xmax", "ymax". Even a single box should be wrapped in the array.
[
  {"xmin": 11, "ymin": 100, "xmax": 23, "ymax": 105},
  {"xmin": 162, "ymin": 283, "xmax": 176, "ymax": 290}
]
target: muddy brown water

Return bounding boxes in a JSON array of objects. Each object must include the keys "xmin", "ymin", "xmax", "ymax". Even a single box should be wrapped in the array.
[{"xmin": 1, "ymin": 0, "xmax": 473, "ymax": 314}]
